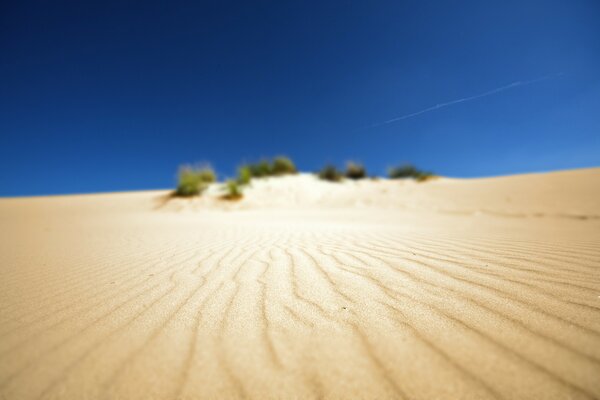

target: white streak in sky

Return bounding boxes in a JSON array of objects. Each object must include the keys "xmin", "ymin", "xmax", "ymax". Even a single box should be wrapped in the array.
[{"xmin": 367, "ymin": 73, "xmax": 563, "ymax": 128}]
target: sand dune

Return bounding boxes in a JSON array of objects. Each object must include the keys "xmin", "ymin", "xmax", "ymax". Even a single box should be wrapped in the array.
[{"xmin": 1, "ymin": 168, "xmax": 599, "ymax": 400}]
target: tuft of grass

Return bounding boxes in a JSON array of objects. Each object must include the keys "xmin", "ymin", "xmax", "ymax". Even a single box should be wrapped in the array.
[
  {"xmin": 272, "ymin": 156, "xmax": 297, "ymax": 175},
  {"xmin": 175, "ymin": 165, "xmax": 216, "ymax": 197},
  {"xmin": 318, "ymin": 164, "xmax": 344, "ymax": 182},
  {"xmin": 388, "ymin": 163, "xmax": 435, "ymax": 182},
  {"xmin": 345, "ymin": 161, "xmax": 367, "ymax": 180},
  {"xmin": 237, "ymin": 165, "xmax": 252, "ymax": 185},
  {"xmin": 222, "ymin": 179, "xmax": 243, "ymax": 200}
]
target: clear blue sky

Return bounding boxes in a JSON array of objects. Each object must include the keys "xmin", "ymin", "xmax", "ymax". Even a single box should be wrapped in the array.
[{"xmin": 1, "ymin": 0, "xmax": 599, "ymax": 196}]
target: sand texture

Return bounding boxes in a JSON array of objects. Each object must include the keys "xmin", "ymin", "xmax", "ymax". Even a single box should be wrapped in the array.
[{"xmin": 1, "ymin": 168, "xmax": 599, "ymax": 400}]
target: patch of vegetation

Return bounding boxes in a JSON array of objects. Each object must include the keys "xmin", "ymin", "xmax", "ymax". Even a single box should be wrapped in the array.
[
  {"xmin": 388, "ymin": 164, "xmax": 419, "ymax": 179},
  {"xmin": 272, "ymin": 156, "xmax": 297, "ymax": 175},
  {"xmin": 243, "ymin": 156, "xmax": 297, "ymax": 179},
  {"xmin": 248, "ymin": 159, "xmax": 273, "ymax": 177},
  {"xmin": 345, "ymin": 161, "xmax": 367, "ymax": 180},
  {"xmin": 388, "ymin": 164, "xmax": 435, "ymax": 182},
  {"xmin": 318, "ymin": 164, "xmax": 344, "ymax": 182},
  {"xmin": 222, "ymin": 179, "xmax": 243, "ymax": 200},
  {"xmin": 237, "ymin": 165, "xmax": 252, "ymax": 185},
  {"xmin": 175, "ymin": 165, "xmax": 216, "ymax": 197}
]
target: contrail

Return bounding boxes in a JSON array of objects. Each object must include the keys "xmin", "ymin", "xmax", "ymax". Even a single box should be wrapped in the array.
[{"xmin": 367, "ymin": 73, "xmax": 563, "ymax": 128}]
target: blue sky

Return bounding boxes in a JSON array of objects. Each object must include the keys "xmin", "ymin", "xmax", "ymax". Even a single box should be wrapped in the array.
[{"xmin": 1, "ymin": 0, "xmax": 599, "ymax": 196}]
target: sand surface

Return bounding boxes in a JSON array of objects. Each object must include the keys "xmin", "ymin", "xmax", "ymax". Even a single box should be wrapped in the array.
[{"xmin": 1, "ymin": 168, "xmax": 599, "ymax": 400}]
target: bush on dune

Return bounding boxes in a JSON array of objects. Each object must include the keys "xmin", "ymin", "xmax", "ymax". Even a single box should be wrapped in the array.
[
  {"xmin": 237, "ymin": 165, "xmax": 252, "ymax": 185},
  {"xmin": 388, "ymin": 163, "xmax": 435, "ymax": 182},
  {"xmin": 345, "ymin": 161, "xmax": 367, "ymax": 180},
  {"xmin": 198, "ymin": 168, "xmax": 217, "ymax": 183},
  {"xmin": 318, "ymin": 164, "xmax": 344, "ymax": 182},
  {"xmin": 222, "ymin": 179, "xmax": 243, "ymax": 200},
  {"xmin": 388, "ymin": 164, "xmax": 419, "ymax": 179},
  {"xmin": 243, "ymin": 156, "xmax": 297, "ymax": 179},
  {"xmin": 272, "ymin": 156, "xmax": 297, "ymax": 175},
  {"xmin": 247, "ymin": 159, "xmax": 272, "ymax": 177},
  {"xmin": 175, "ymin": 165, "xmax": 216, "ymax": 197}
]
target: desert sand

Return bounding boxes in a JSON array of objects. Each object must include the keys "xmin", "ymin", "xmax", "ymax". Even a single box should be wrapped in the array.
[{"xmin": 1, "ymin": 168, "xmax": 599, "ymax": 400}]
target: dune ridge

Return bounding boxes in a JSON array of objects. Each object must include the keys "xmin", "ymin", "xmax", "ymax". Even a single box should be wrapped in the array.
[{"xmin": 1, "ymin": 168, "xmax": 599, "ymax": 399}]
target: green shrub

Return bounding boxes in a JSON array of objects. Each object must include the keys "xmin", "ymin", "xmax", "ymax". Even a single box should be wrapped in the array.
[
  {"xmin": 175, "ymin": 165, "xmax": 216, "ymax": 196},
  {"xmin": 388, "ymin": 164, "xmax": 435, "ymax": 182},
  {"xmin": 237, "ymin": 165, "xmax": 252, "ymax": 185},
  {"xmin": 272, "ymin": 156, "xmax": 297, "ymax": 175},
  {"xmin": 318, "ymin": 164, "xmax": 343, "ymax": 182},
  {"xmin": 244, "ymin": 156, "xmax": 296, "ymax": 178},
  {"xmin": 222, "ymin": 179, "xmax": 243, "ymax": 200},
  {"xmin": 388, "ymin": 164, "xmax": 419, "ymax": 179},
  {"xmin": 345, "ymin": 161, "xmax": 367, "ymax": 180},
  {"xmin": 248, "ymin": 159, "xmax": 272, "ymax": 177},
  {"xmin": 198, "ymin": 168, "xmax": 216, "ymax": 183}
]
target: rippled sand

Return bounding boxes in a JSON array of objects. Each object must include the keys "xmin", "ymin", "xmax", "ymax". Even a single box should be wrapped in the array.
[{"xmin": 1, "ymin": 169, "xmax": 599, "ymax": 399}]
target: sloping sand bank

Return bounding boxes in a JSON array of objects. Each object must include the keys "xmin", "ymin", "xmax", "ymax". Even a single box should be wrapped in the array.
[{"xmin": 1, "ymin": 168, "xmax": 599, "ymax": 399}]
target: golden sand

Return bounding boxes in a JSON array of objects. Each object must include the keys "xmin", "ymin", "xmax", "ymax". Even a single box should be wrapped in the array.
[{"xmin": 1, "ymin": 168, "xmax": 599, "ymax": 399}]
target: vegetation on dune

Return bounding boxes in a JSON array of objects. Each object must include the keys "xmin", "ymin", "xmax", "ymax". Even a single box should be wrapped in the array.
[
  {"xmin": 175, "ymin": 165, "xmax": 216, "ymax": 196},
  {"xmin": 242, "ymin": 156, "xmax": 297, "ymax": 179},
  {"xmin": 345, "ymin": 161, "xmax": 367, "ymax": 180},
  {"xmin": 318, "ymin": 164, "xmax": 344, "ymax": 182},
  {"xmin": 222, "ymin": 180, "xmax": 243, "ymax": 200},
  {"xmin": 388, "ymin": 164, "xmax": 419, "ymax": 178},
  {"xmin": 173, "ymin": 158, "xmax": 436, "ymax": 198},
  {"xmin": 388, "ymin": 164, "xmax": 435, "ymax": 182},
  {"xmin": 198, "ymin": 168, "xmax": 217, "ymax": 183},
  {"xmin": 237, "ymin": 165, "xmax": 252, "ymax": 185},
  {"xmin": 248, "ymin": 159, "xmax": 273, "ymax": 177},
  {"xmin": 174, "ymin": 156, "xmax": 301, "ymax": 199},
  {"xmin": 272, "ymin": 156, "xmax": 297, "ymax": 175}
]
